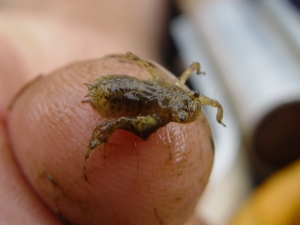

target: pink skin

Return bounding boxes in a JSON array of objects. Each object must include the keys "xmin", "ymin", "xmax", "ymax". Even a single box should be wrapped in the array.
[{"xmin": 0, "ymin": 2, "xmax": 213, "ymax": 225}]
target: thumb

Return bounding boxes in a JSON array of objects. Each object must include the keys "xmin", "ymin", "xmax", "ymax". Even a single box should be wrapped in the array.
[{"xmin": 7, "ymin": 54, "xmax": 214, "ymax": 225}]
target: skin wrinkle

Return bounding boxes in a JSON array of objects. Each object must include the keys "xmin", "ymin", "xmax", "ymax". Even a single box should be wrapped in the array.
[{"xmin": 170, "ymin": 125, "xmax": 189, "ymax": 164}]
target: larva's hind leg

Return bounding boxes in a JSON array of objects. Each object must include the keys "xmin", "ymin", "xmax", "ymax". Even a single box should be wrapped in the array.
[{"xmin": 125, "ymin": 52, "xmax": 161, "ymax": 81}]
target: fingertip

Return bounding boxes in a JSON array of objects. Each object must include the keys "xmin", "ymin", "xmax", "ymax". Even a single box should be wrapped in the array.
[{"xmin": 7, "ymin": 54, "xmax": 214, "ymax": 225}]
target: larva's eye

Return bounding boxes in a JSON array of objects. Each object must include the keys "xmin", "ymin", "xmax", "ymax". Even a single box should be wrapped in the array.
[
  {"xmin": 179, "ymin": 115, "xmax": 187, "ymax": 122},
  {"xmin": 193, "ymin": 91, "xmax": 200, "ymax": 97}
]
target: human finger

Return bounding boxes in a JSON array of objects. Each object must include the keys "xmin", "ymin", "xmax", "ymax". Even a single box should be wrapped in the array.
[
  {"xmin": 0, "ymin": 121, "xmax": 64, "ymax": 224},
  {"xmin": 7, "ymin": 54, "xmax": 214, "ymax": 225}
]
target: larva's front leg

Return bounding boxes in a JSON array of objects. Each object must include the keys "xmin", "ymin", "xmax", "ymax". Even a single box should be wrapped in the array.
[{"xmin": 84, "ymin": 115, "xmax": 166, "ymax": 181}]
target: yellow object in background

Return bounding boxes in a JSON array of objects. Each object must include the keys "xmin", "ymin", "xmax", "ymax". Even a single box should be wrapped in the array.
[{"xmin": 230, "ymin": 160, "xmax": 300, "ymax": 225}]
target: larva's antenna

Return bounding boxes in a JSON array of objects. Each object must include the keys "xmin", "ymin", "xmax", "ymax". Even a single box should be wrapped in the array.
[{"xmin": 199, "ymin": 95, "xmax": 226, "ymax": 127}]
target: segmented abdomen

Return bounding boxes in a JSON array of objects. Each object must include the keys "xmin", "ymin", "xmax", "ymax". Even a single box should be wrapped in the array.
[{"xmin": 89, "ymin": 75, "xmax": 168, "ymax": 118}]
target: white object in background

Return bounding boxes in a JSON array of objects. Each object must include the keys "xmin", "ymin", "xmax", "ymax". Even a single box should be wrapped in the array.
[
  {"xmin": 171, "ymin": 16, "xmax": 250, "ymax": 225},
  {"xmin": 192, "ymin": 0, "xmax": 300, "ymax": 179},
  {"xmin": 259, "ymin": 0, "xmax": 300, "ymax": 60}
]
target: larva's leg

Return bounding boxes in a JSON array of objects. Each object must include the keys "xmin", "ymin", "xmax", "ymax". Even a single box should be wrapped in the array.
[
  {"xmin": 84, "ymin": 115, "xmax": 165, "ymax": 181},
  {"xmin": 125, "ymin": 52, "xmax": 161, "ymax": 81},
  {"xmin": 199, "ymin": 95, "xmax": 226, "ymax": 127},
  {"xmin": 176, "ymin": 62, "xmax": 205, "ymax": 87}
]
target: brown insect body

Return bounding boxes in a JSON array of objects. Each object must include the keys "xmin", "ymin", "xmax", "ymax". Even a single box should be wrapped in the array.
[
  {"xmin": 83, "ymin": 52, "xmax": 225, "ymax": 181},
  {"xmin": 86, "ymin": 75, "xmax": 201, "ymax": 124}
]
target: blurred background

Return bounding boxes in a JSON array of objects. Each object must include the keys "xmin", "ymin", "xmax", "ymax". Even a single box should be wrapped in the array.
[
  {"xmin": 172, "ymin": 0, "xmax": 300, "ymax": 224},
  {"xmin": 1, "ymin": 0, "xmax": 300, "ymax": 224}
]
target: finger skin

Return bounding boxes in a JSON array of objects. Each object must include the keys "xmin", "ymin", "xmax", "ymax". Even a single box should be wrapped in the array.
[
  {"xmin": 0, "ymin": 122, "xmax": 63, "ymax": 225},
  {"xmin": 7, "ymin": 55, "xmax": 214, "ymax": 225}
]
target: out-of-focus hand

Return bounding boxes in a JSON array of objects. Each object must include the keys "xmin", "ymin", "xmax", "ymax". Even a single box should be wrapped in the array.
[{"xmin": 0, "ymin": 2, "xmax": 214, "ymax": 224}]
